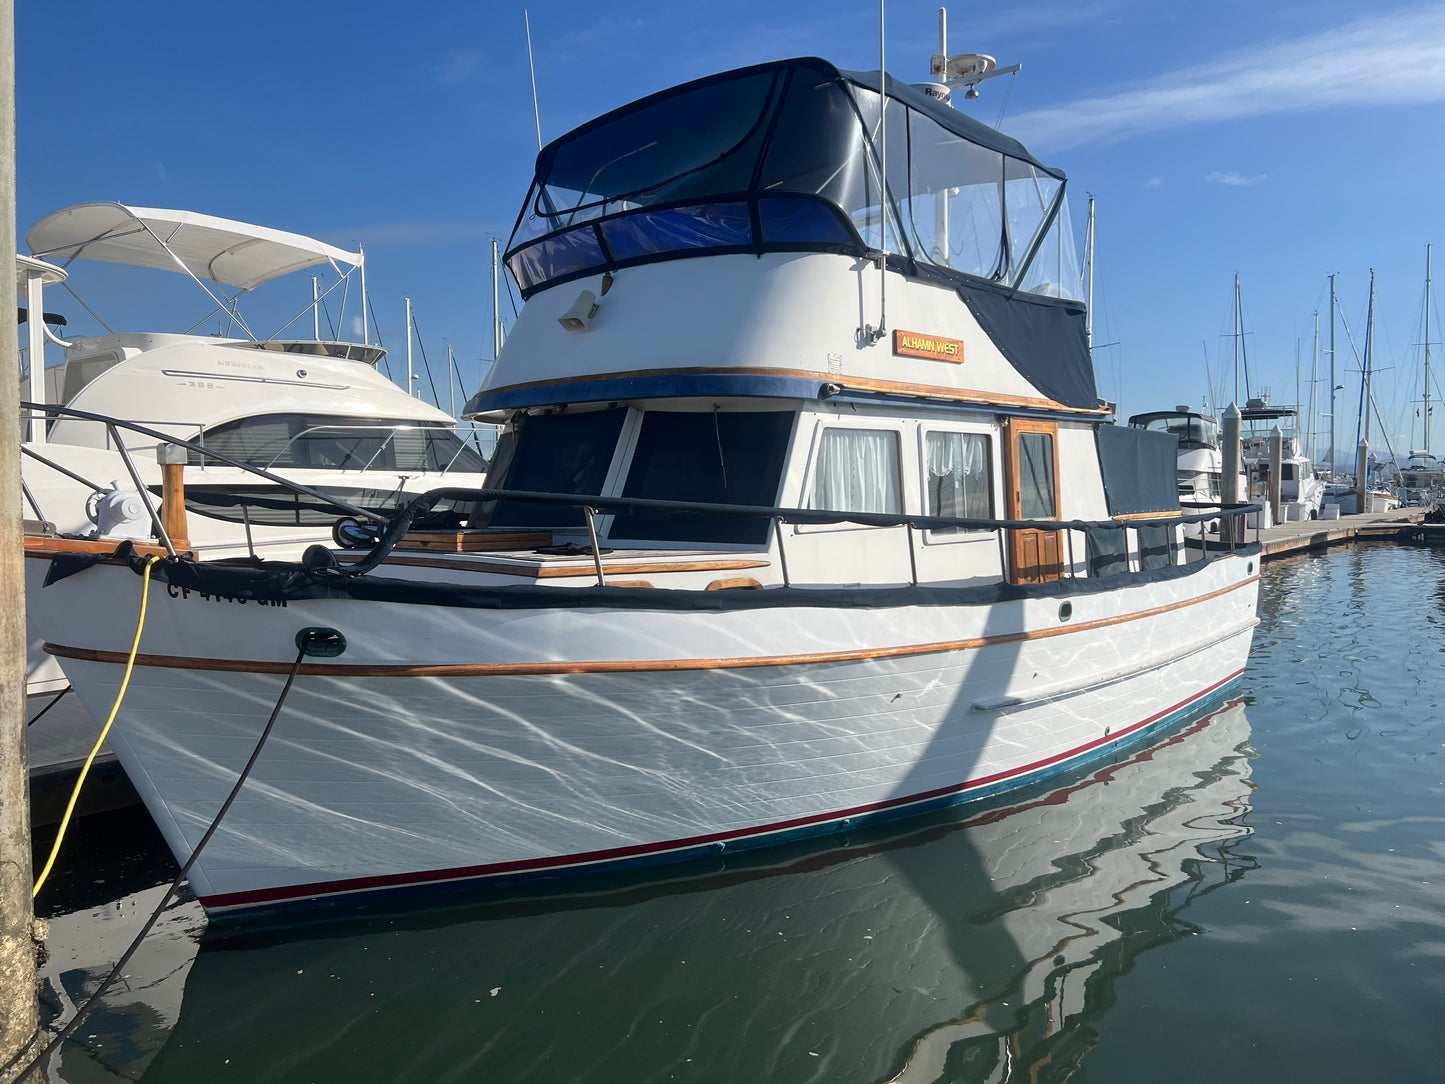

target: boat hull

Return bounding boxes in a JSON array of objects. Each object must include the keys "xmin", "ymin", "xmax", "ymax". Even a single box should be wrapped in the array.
[{"xmin": 35, "ymin": 552, "xmax": 1259, "ymax": 918}]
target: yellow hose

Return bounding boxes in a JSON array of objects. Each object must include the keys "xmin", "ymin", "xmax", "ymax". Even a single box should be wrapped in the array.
[{"xmin": 33, "ymin": 555, "xmax": 161, "ymax": 898}]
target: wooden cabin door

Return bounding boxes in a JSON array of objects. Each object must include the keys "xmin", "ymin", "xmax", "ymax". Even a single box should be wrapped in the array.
[{"xmin": 1004, "ymin": 418, "xmax": 1064, "ymax": 584}]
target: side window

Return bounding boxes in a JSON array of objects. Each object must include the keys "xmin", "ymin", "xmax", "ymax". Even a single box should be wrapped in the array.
[
  {"xmin": 1017, "ymin": 431, "xmax": 1056, "ymax": 519},
  {"xmin": 811, "ymin": 428, "xmax": 900, "ymax": 514},
  {"xmin": 925, "ymin": 431, "xmax": 991, "ymax": 533}
]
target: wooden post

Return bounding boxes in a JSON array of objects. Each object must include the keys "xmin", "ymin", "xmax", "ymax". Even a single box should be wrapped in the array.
[
  {"xmin": 0, "ymin": 0, "xmax": 44, "ymax": 1074},
  {"xmin": 157, "ymin": 443, "xmax": 189, "ymax": 549}
]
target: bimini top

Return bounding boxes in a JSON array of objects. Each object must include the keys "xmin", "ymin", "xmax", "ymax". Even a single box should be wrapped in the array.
[
  {"xmin": 27, "ymin": 203, "xmax": 363, "ymax": 291},
  {"xmin": 503, "ymin": 56, "xmax": 1078, "ymax": 305}
]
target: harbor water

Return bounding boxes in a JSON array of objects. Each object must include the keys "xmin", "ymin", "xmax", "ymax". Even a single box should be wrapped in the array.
[{"xmin": 30, "ymin": 543, "xmax": 1445, "ymax": 1083}]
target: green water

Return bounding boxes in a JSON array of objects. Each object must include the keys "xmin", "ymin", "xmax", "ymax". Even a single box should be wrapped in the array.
[{"xmin": 33, "ymin": 544, "xmax": 1445, "ymax": 1082}]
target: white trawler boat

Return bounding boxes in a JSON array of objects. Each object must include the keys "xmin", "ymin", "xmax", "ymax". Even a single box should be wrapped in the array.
[
  {"xmin": 1126, "ymin": 406, "xmax": 1233, "ymax": 506},
  {"xmin": 19, "ymin": 204, "xmax": 490, "ymax": 698},
  {"xmin": 29, "ymin": 57, "xmax": 1260, "ymax": 918},
  {"xmin": 1239, "ymin": 397, "xmax": 1325, "ymax": 521}
]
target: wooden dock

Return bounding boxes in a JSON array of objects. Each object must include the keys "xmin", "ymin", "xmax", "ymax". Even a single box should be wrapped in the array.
[{"xmin": 1256, "ymin": 506, "xmax": 1439, "ymax": 561}]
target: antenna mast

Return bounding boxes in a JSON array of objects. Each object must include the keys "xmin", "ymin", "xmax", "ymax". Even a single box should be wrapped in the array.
[
  {"xmin": 525, "ymin": 10, "xmax": 543, "ymax": 151},
  {"xmin": 492, "ymin": 239, "xmax": 504, "ymax": 361},
  {"xmin": 405, "ymin": 296, "xmax": 415, "ymax": 398},
  {"xmin": 876, "ymin": 0, "xmax": 887, "ymax": 342},
  {"xmin": 1085, "ymin": 196, "xmax": 1095, "ymax": 351}
]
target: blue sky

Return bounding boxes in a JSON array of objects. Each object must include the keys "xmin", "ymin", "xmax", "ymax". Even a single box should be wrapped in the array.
[{"xmin": 18, "ymin": 1, "xmax": 1445, "ymax": 460}]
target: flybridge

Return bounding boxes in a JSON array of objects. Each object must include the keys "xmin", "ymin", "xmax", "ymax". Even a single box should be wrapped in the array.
[
  {"xmin": 25, "ymin": 202, "xmax": 373, "ymax": 348},
  {"xmin": 503, "ymin": 57, "xmax": 1079, "ymax": 303}
]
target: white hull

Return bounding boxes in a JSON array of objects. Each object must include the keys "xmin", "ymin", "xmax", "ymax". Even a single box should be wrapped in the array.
[{"xmin": 36, "ymin": 553, "xmax": 1259, "ymax": 916}]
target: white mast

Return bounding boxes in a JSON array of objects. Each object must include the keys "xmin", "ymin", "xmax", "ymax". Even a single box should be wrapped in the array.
[
  {"xmin": 1310, "ymin": 310, "xmax": 1319, "ymax": 462},
  {"xmin": 1426, "ymin": 243, "xmax": 1433, "ymax": 455},
  {"xmin": 876, "ymin": 0, "xmax": 888, "ymax": 342},
  {"xmin": 359, "ymin": 243, "xmax": 369, "ymax": 346},
  {"xmin": 525, "ymin": 10, "xmax": 543, "ymax": 152},
  {"xmin": 933, "ymin": 6, "xmax": 948, "ymax": 266},
  {"xmin": 405, "ymin": 296, "xmax": 415, "ymax": 399},
  {"xmin": 447, "ymin": 342, "xmax": 456, "ymax": 417},
  {"xmin": 1085, "ymin": 196, "xmax": 1095, "ymax": 351},
  {"xmin": 1329, "ymin": 273, "xmax": 1337, "ymax": 473},
  {"xmin": 1233, "ymin": 273, "xmax": 1241, "ymax": 403},
  {"xmin": 491, "ymin": 239, "xmax": 504, "ymax": 361},
  {"xmin": 1365, "ymin": 268, "xmax": 1375, "ymax": 444}
]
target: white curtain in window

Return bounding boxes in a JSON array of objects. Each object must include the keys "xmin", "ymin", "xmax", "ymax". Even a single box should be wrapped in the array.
[
  {"xmin": 926, "ymin": 431, "xmax": 989, "ymax": 528},
  {"xmin": 812, "ymin": 428, "xmax": 900, "ymax": 513}
]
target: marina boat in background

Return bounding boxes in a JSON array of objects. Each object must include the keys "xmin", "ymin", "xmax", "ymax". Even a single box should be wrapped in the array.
[
  {"xmin": 1126, "ymin": 406, "xmax": 1237, "ymax": 508},
  {"xmin": 29, "ymin": 56, "xmax": 1261, "ymax": 919},
  {"xmin": 1398, "ymin": 450, "xmax": 1445, "ymax": 505},
  {"xmin": 18, "ymin": 205, "xmax": 491, "ymax": 699},
  {"xmin": 1240, "ymin": 397, "xmax": 1325, "ymax": 521}
]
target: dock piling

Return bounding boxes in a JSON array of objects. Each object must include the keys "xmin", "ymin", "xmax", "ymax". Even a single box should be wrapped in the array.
[{"xmin": 0, "ymin": 0, "xmax": 43, "ymax": 1074}]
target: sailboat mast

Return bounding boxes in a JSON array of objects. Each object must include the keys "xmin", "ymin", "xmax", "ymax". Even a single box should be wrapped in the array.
[
  {"xmin": 1233, "ymin": 273, "xmax": 1240, "ymax": 404},
  {"xmin": 1426, "ymin": 243, "xmax": 1433, "ymax": 455},
  {"xmin": 1310, "ymin": 310, "xmax": 1319, "ymax": 463},
  {"xmin": 1365, "ymin": 269, "xmax": 1375, "ymax": 444},
  {"xmin": 1329, "ymin": 273, "xmax": 1337, "ymax": 473}
]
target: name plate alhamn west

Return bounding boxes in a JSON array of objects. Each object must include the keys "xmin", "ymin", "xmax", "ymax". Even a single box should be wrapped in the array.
[{"xmin": 892, "ymin": 329, "xmax": 964, "ymax": 363}]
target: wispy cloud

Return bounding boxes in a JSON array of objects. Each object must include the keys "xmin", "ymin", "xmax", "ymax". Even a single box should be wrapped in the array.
[
  {"xmin": 1145, "ymin": 175, "xmax": 1164, "ymax": 189},
  {"xmin": 436, "ymin": 48, "xmax": 485, "ymax": 86},
  {"xmin": 1007, "ymin": 6, "xmax": 1445, "ymax": 150},
  {"xmin": 1204, "ymin": 170, "xmax": 1267, "ymax": 186}
]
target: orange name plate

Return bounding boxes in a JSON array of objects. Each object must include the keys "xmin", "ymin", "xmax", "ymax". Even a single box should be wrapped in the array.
[{"xmin": 893, "ymin": 329, "xmax": 964, "ymax": 363}]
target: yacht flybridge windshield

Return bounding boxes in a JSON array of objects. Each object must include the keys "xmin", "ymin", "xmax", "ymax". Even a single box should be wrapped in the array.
[{"xmin": 505, "ymin": 58, "xmax": 1079, "ymax": 300}]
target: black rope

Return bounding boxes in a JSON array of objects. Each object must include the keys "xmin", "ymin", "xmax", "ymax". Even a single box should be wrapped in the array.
[
  {"xmin": 26, "ymin": 686, "xmax": 71, "ymax": 728},
  {"xmin": 411, "ymin": 309, "xmax": 443, "ymax": 408},
  {"xmin": 10, "ymin": 643, "xmax": 311, "ymax": 1082},
  {"xmin": 502, "ymin": 258, "xmax": 520, "ymax": 321},
  {"xmin": 365, "ymin": 292, "xmax": 392, "ymax": 380}
]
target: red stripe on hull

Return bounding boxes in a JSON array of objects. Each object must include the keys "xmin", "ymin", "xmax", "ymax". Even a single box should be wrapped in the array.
[{"xmin": 201, "ymin": 667, "xmax": 1247, "ymax": 913}]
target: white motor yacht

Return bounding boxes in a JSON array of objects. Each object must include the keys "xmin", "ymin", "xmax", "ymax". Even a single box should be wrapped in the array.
[
  {"xmin": 28, "ymin": 58, "xmax": 1260, "ymax": 920},
  {"xmin": 1126, "ymin": 406, "xmax": 1238, "ymax": 507},
  {"xmin": 19, "ymin": 204, "xmax": 490, "ymax": 699}
]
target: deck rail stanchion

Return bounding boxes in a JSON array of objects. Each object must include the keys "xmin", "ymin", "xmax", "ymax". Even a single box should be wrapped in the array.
[
  {"xmin": 905, "ymin": 523, "xmax": 918, "ymax": 586},
  {"xmin": 107, "ymin": 422, "xmax": 177, "ymax": 558},
  {"xmin": 773, "ymin": 516, "xmax": 791, "ymax": 587},
  {"xmin": 582, "ymin": 506, "xmax": 606, "ymax": 587}
]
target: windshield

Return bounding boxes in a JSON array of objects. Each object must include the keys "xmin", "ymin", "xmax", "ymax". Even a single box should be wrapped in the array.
[{"xmin": 1133, "ymin": 414, "xmax": 1218, "ymax": 447}]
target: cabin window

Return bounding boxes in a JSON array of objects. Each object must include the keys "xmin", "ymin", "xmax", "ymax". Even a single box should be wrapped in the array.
[
  {"xmin": 811, "ymin": 428, "xmax": 901, "ymax": 514},
  {"xmin": 1282, "ymin": 463, "xmax": 1296, "ymax": 481},
  {"xmin": 611, "ymin": 410, "xmax": 795, "ymax": 544},
  {"xmin": 487, "ymin": 408, "xmax": 628, "ymax": 528},
  {"xmin": 925, "ymin": 431, "xmax": 991, "ymax": 533},
  {"xmin": 1017, "ymin": 431, "xmax": 1056, "ymax": 519},
  {"xmin": 192, "ymin": 413, "xmax": 487, "ymax": 474}
]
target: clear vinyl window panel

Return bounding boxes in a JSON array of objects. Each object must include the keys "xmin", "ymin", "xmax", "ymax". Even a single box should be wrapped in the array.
[
  {"xmin": 925, "ymin": 431, "xmax": 992, "ymax": 534},
  {"xmin": 1017, "ymin": 431, "xmax": 1056, "ymax": 520},
  {"xmin": 516, "ymin": 71, "xmax": 779, "ymax": 244},
  {"xmin": 811, "ymin": 428, "xmax": 901, "ymax": 514},
  {"xmin": 192, "ymin": 414, "xmax": 486, "ymax": 473}
]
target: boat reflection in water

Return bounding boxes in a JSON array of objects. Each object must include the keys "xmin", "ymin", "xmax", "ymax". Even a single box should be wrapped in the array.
[{"xmin": 134, "ymin": 700, "xmax": 1255, "ymax": 1083}]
